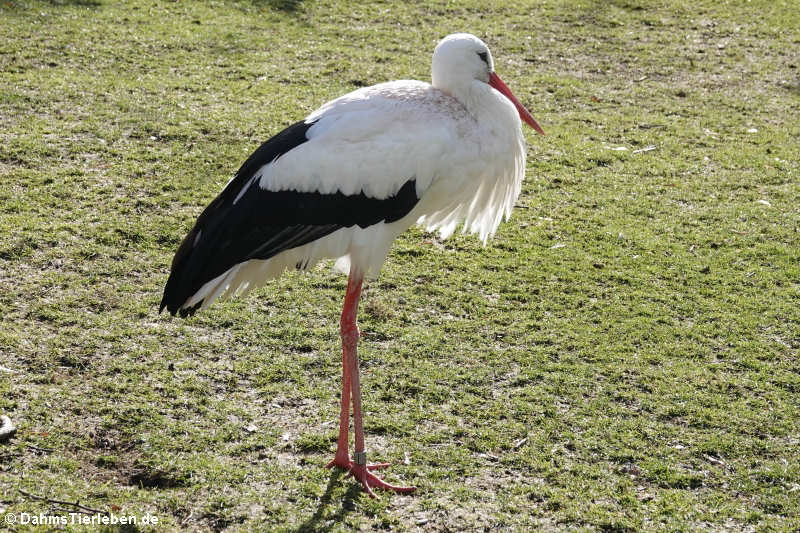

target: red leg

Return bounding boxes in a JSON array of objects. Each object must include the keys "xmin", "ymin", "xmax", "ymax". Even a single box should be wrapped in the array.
[
  {"xmin": 325, "ymin": 272, "xmax": 416, "ymax": 497},
  {"xmin": 324, "ymin": 334, "xmax": 352, "ymax": 469},
  {"xmin": 325, "ymin": 273, "xmax": 363, "ymax": 470}
]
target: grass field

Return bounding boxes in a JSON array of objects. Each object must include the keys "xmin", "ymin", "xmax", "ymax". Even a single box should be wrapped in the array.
[{"xmin": 1, "ymin": 0, "xmax": 799, "ymax": 531}]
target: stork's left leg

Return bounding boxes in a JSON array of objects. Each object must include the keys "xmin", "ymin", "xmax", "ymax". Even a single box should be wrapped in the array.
[
  {"xmin": 325, "ymin": 329, "xmax": 353, "ymax": 469},
  {"xmin": 348, "ymin": 326, "xmax": 416, "ymax": 497},
  {"xmin": 325, "ymin": 272, "xmax": 416, "ymax": 497}
]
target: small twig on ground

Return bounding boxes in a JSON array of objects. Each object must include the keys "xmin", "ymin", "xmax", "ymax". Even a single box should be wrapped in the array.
[
  {"xmin": 180, "ymin": 509, "xmax": 194, "ymax": 526},
  {"xmin": 632, "ymin": 145, "xmax": 657, "ymax": 154},
  {"xmin": 18, "ymin": 489, "xmax": 107, "ymax": 515}
]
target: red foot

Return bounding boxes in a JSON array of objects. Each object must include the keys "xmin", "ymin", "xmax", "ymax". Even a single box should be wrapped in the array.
[{"xmin": 326, "ymin": 456, "xmax": 416, "ymax": 498}]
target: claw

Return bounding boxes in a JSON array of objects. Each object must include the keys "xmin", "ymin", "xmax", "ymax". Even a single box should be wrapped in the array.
[
  {"xmin": 326, "ymin": 457, "xmax": 416, "ymax": 497},
  {"xmin": 352, "ymin": 463, "xmax": 416, "ymax": 497}
]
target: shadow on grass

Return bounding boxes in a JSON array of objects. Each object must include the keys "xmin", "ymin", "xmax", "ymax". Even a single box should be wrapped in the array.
[
  {"xmin": 295, "ymin": 469, "xmax": 361, "ymax": 533},
  {"xmin": 249, "ymin": 0, "xmax": 307, "ymax": 13},
  {"xmin": 1, "ymin": 0, "xmax": 101, "ymax": 7},
  {"xmin": 42, "ymin": 0, "xmax": 101, "ymax": 6}
]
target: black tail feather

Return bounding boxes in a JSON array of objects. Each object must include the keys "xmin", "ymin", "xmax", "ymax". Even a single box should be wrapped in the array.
[{"xmin": 160, "ymin": 120, "xmax": 317, "ymax": 317}]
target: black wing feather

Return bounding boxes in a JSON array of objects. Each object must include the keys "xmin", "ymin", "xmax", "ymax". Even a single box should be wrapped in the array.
[{"xmin": 160, "ymin": 119, "xmax": 419, "ymax": 316}]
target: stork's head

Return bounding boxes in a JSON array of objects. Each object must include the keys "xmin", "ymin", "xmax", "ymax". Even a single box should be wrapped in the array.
[
  {"xmin": 432, "ymin": 33, "xmax": 495, "ymax": 86},
  {"xmin": 432, "ymin": 33, "xmax": 545, "ymax": 135}
]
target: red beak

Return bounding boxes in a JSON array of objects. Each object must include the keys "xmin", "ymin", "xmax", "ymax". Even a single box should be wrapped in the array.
[{"xmin": 489, "ymin": 72, "xmax": 545, "ymax": 136}]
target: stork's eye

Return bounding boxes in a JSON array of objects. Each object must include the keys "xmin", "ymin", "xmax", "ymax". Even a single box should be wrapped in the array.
[{"xmin": 477, "ymin": 51, "xmax": 489, "ymax": 65}]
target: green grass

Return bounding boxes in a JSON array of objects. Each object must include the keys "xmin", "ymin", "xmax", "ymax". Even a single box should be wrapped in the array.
[{"xmin": 1, "ymin": 0, "xmax": 799, "ymax": 531}]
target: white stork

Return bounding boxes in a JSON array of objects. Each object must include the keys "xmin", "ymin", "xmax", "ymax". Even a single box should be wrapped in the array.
[{"xmin": 161, "ymin": 33, "xmax": 544, "ymax": 497}]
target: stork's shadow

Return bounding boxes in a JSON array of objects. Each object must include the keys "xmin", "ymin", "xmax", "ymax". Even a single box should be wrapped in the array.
[{"xmin": 294, "ymin": 469, "xmax": 361, "ymax": 533}]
